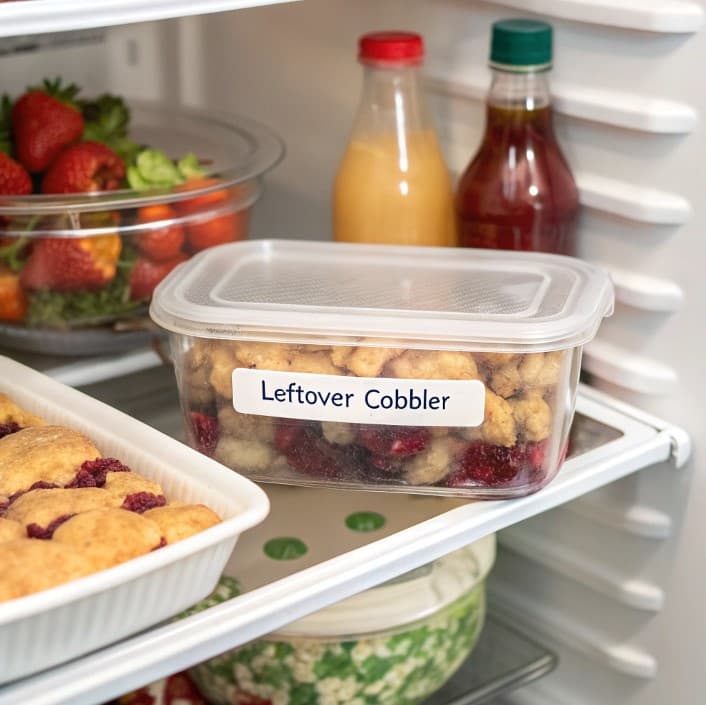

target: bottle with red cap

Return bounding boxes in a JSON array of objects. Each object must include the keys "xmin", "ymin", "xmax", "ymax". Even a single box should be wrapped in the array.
[{"xmin": 333, "ymin": 31, "xmax": 456, "ymax": 246}]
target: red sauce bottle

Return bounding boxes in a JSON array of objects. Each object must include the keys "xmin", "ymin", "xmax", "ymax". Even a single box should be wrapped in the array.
[{"xmin": 455, "ymin": 19, "xmax": 579, "ymax": 255}]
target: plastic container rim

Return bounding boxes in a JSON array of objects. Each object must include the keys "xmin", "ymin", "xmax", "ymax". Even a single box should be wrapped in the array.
[
  {"xmin": 150, "ymin": 240, "xmax": 615, "ymax": 354},
  {"xmin": 0, "ymin": 101, "xmax": 284, "ymax": 216}
]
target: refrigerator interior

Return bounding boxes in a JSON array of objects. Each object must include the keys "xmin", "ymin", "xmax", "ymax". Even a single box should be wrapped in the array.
[{"xmin": 0, "ymin": 1, "xmax": 703, "ymax": 704}]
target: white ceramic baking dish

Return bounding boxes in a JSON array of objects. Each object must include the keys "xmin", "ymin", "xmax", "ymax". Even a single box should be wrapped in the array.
[{"xmin": 0, "ymin": 356, "xmax": 269, "ymax": 684}]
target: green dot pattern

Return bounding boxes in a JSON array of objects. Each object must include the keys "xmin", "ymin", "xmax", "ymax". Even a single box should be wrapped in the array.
[
  {"xmin": 264, "ymin": 537, "xmax": 308, "ymax": 560},
  {"xmin": 345, "ymin": 511, "xmax": 386, "ymax": 532}
]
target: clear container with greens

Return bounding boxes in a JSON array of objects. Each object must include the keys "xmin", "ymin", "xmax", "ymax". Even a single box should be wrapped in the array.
[
  {"xmin": 187, "ymin": 534, "xmax": 496, "ymax": 705},
  {"xmin": 0, "ymin": 102, "xmax": 282, "ymax": 353}
]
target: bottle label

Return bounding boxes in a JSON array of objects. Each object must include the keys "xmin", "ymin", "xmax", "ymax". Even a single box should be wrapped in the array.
[{"xmin": 232, "ymin": 368, "xmax": 485, "ymax": 427}]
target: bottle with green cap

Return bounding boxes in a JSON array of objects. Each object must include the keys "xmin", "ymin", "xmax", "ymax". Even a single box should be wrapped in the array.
[{"xmin": 455, "ymin": 19, "xmax": 579, "ymax": 254}]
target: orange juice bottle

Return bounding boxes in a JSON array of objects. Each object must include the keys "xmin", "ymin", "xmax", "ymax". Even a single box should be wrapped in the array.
[{"xmin": 333, "ymin": 31, "xmax": 456, "ymax": 247}]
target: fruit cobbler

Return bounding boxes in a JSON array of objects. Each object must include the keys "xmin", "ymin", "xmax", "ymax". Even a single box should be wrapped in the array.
[
  {"xmin": 0, "ymin": 393, "xmax": 221, "ymax": 602},
  {"xmin": 179, "ymin": 340, "xmax": 575, "ymax": 496}
]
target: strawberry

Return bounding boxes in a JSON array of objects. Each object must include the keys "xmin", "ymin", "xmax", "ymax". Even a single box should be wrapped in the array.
[
  {"xmin": 12, "ymin": 79, "xmax": 84, "ymax": 173},
  {"xmin": 0, "ymin": 153, "xmax": 31, "ymax": 195},
  {"xmin": 20, "ymin": 234, "xmax": 122, "ymax": 292},
  {"xmin": 129, "ymin": 253, "xmax": 188, "ymax": 300},
  {"xmin": 175, "ymin": 178, "xmax": 249, "ymax": 252},
  {"xmin": 0, "ymin": 264, "xmax": 28, "ymax": 322},
  {"xmin": 41, "ymin": 141, "xmax": 125, "ymax": 194},
  {"xmin": 135, "ymin": 204, "xmax": 186, "ymax": 261}
]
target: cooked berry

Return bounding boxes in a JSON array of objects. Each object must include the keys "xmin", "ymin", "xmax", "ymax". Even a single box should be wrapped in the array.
[
  {"xmin": 446, "ymin": 440, "xmax": 547, "ymax": 488},
  {"xmin": 26, "ymin": 513, "xmax": 75, "ymax": 539},
  {"xmin": 278, "ymin": 424, "xmax": 361, "ymax": 480},
  {"xmin": 8, "ymin": 480, "xmax": 59, "ymax": 504},
  {"xmin": 273, "ymin": 420, "xmax": 307, "ymax": 453},
  {"xmin": 0, "ymin": 422, "xmax": 20, "ymax": 439},
  {"xmin": 122, "ymin": 492, "xmax": 167, "ymax": 514},
  {"xmin": 368, "ymin": 454, "xmax": 403, "ymax": 473},
  {"xmin": 68, "ymin": 457, "xmax": 131, "ymax": 488},
  {"xmin": 189, "ymin": 412, "xmax": 219, "ymax": 457},
  {"xmin": 357, "ymin": 427, "xmax": 429, "ymax": 457},
  {"xmin": 152, "ymin": 537, "xmax": 167, "ymax": 551},
  {"xmin": 66, "ymin": 457, "xmax": 130, "ymax": 488}
]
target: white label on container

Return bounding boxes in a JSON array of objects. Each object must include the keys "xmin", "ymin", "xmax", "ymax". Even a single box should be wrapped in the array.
[{"xmin": 232, "ymin": 369, "xmax": 485, "ymax": 427}]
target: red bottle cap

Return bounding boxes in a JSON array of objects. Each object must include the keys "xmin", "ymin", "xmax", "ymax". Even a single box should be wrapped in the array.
[{"xmin": 358, "ymin": 31, "xmax": 424, "ymax": 65}]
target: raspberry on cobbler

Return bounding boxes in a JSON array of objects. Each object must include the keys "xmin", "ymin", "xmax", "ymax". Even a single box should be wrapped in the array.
[
  {"xmin": 66, "ymin": 457, "xmax": 131, "ymax": 488},
  {"xmin": 26, "ymin": 513, "xmax": 76, "ymax": 539},
  {"xmin": 8, "ymin": 481, "xmax": 59, "ymax": 504},
  {"xmin": 122, "ymin": 492, "xmax": 167, "ymax": 514},
  {"xmin": 0, "ymin": 422, "xmax": 21, "ymax": 440}
]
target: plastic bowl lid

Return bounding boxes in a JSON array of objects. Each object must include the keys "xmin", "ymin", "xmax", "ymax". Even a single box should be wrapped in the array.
[
  {"xmin": 274, "ymin": 534, "xmax": 496, "ymax": 638},
  {"xmin": 150, "ymin": 239, "xmax": 614, "ymax": 353},
  {"xmin": 0, "ymin": 101, "xmax": 284, "ymax": 225}
]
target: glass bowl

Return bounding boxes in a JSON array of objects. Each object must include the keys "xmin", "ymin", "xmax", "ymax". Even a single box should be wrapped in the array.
[{"xmin": 0, "ymin": 101, "xmax": 283, "ymax": 354}]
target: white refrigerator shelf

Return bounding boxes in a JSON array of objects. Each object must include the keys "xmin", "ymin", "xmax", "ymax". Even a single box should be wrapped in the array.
[
  {"xmin": 0, "ymin": 0, "xmax": 299, "ymax": 38},
  {"xmin": 0, "ymin": 373, "xmax": 689, "ymax": 705}
]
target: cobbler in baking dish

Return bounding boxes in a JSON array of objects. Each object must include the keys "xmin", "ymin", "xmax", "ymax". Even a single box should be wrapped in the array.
[{"xmin": 0, "ymin": 393, "xmax": 221, "ymax": 603}]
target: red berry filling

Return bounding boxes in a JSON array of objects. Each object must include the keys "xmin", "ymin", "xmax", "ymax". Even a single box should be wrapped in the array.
[
  {"xmin": 446, "ymin": 440, "xmax": 548, "ymax": 488},
  {"xmin": 26, "ymin": 513, "xmax": 75, "ymax": 539},
  {"xmin": 8, "ymin": 480, "xmax": 59, "ymax": 504},
  {"xmin": 189, "ymin": 412, "xmax": 219, "ymax": 457},
  {"xmin": 66, "ymin": 457, "xmax": 131, "ymax": 488},
  {"xmin": 122, "ymin": 492, "xmax": 166, "ymax": 514},
  {"xmin": 0, "ymin": 422, "xmax": 21, "ymax": 439},
  {"xmin": 152, "ymin": 536, "xmax": 167, "ymax": 551},
  {"xmin": 275, "ymin": 423, "xmax": 362, "ymax": 480},
  {"xmin": 357, "ymin": 427, "xmax": 429, "ymax": 457}
]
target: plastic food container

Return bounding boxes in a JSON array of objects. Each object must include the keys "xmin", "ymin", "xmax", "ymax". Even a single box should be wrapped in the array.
[
  {"xmin": 0, "ymin": 102, "xmax": 283, "ymax": 355},
  {"xmin": 151, "ymin": 240, "xmax": 613, "ymax": 499},
  {"xmin": 188, "ymin": 535, "xmax": 496, "ymax": 705},
  {"xmin": 0, "ymin": 355, "xmax": 270, "ymax": 683}
]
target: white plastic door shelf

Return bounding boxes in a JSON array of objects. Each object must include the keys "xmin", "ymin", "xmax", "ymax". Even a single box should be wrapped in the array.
[
  {"xmin": 0, "ymin": 380, "xmax": 687, "ymax": 705},
  {"xmin": 0, "ymin": 0, "xmax": 300, "ymax": 38},
  {"xmin": 479, "ymin": 0, "xmax": 705, "ymax": 33}
]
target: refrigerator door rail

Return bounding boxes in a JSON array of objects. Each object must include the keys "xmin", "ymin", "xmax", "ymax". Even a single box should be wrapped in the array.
[
  {"xmin": 0, "ymin": 0, "xmax": 300, "ymax": 38},
  {"xmin": 426, "ymin": 66, "xmax": 699, "ymax": 135},
  {"xmin": 498, "ymin": 526, "xmax": 665, "ymax": 611},
  {"xmin": 480, "ymin": 0, "xmax": 704, "ymax": 34},
  {"xmin": 490, "ymin": 580, "xmax": 658, "ymax": 679},
  {"xmin": 0, "ymin": 384, "xmax": 688, "ymax": 705}
]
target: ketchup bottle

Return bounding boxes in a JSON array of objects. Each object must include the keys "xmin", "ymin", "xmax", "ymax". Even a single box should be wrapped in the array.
[{"xmin": 455, "ymin": 19, "xmax": 579, "ymax": 254}]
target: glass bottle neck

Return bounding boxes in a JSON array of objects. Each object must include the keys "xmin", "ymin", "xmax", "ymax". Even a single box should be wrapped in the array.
[
  {"xmin": 351, "ymin": 63, "xmax": 429, "ymax": 139},
  {"xmin": 487, "ymin": 69, "xmax": 552, "ymax": 112}
]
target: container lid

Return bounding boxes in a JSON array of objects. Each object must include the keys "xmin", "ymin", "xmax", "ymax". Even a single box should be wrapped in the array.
[
  {"xmin": 358, "ymin": 31, "xmax": 424, "ymax": 66},
  {"xmin": 490, "ymin": 19, "xmax": 553, "ymax": 72},
  {"xmin": 276, "ymin": 534, "xmax": 496, "ymax": 637},
  {"xmin": 0, "ymin": 101, "xmax": 284, "ymax": 227},
  {"xmin": 150, "ymin": 240, "xmax": 614, "ymax": 353}
]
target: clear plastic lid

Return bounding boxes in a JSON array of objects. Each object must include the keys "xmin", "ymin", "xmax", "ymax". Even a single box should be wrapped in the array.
[
  {"xmin": 0, "ymin": 101, "xmax": 284, "ymax": 228},
  {"xmin": 275, "ymin": 534, "xmax": 496, "ymax": 638},
  {"xmin": 150, "ymin": 240, "xmax": 614, "ymax": 352}
]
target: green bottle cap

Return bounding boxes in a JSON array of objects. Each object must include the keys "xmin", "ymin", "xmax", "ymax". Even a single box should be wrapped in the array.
[{"xmin": 490, "ymin": 19, "xmax": 553, "ymax": 71}]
